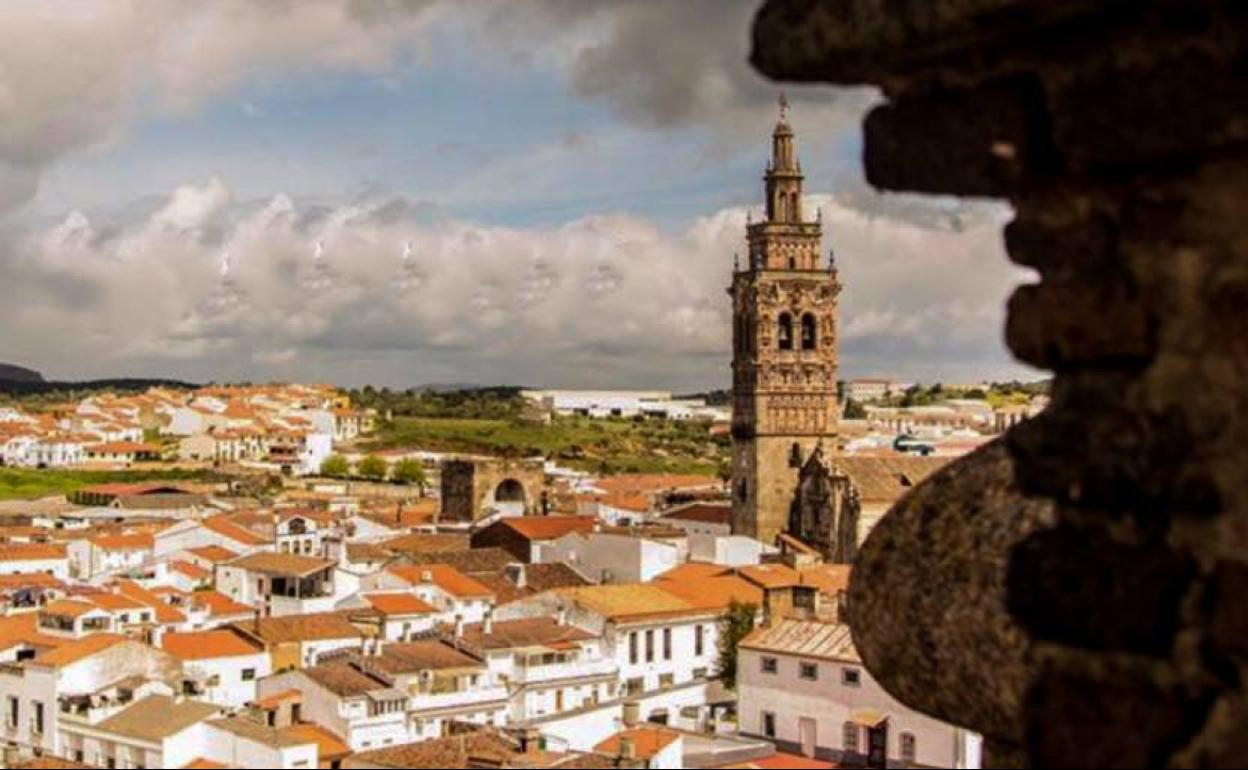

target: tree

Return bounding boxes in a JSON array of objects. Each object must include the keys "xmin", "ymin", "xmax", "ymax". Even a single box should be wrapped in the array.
[
  {"xmin": 391, "ymin": 458, "xmax": 427, "ymax": 487},
  {"xmin": 717, "ymin": 600, "xmax": 759, "ymax": 690},
  {"xmin": 320, "ymin": 454, "xmax": 349, "ymax": 478},
  {"xmin": 357, "ymin": 454, "xmax": 388, "ymax": 481},
  {"xmin": 843, "ymin": 397, "xmax": 868, "ymax": 420}
]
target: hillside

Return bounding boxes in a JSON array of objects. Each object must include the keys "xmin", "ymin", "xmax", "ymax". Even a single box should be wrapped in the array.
[
  {"xmin": 364, "ymin": 415, "xmax": 729, "ymax": 477},
  {"xmin": 0, "ymin": 363, "xmax": 44, "ymax": 383}
]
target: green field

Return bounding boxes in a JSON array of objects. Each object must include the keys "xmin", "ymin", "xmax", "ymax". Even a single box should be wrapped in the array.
[
  {"xmin": 364, "ymin": 416, "xmax": 729, "ymax": 476},
  {"xmin": 0, "ymin": 468, "xmax": 220, "ymax": 502}
]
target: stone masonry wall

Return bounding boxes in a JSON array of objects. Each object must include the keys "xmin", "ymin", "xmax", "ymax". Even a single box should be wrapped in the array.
[{"xmin": 751, "ymin": 1, "xmax": 1248, "ymax": 766}]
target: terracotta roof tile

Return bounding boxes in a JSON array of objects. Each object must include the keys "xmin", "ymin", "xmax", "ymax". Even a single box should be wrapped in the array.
[
  {"xmin": 496, "ymin": 516, "xmax": 599, "ymax": 540},
  {"xmin": 232, "ymin": 612, "xmax": 366, "ymax": 644},
  {"xmin": 226, "ymin": 552, "xmax": 335, "ymax": 577},
  {"xmin": 33, "ymin": 633, "xmax": 128, "ymax": 668},
  {"xmin": 594, "ymin": 726, "xmax": 680, "ymax": 760},
  {"xmin": 362, "ymin": 593, "xmax": 436, "ymax": 616},
  {"xmin": 95, "ymin": 695, "xmax": 220, "ymax": 741},
  {"xmin": 0, "ymin": 543, "xmax": 66, "ymax": 562},
  {"xmin": 387, "ymin": 564, "xmax": 493, "ymax": 599},
  {"xmin": 186, "ymin": 545, "xmax": 240, "ymax": 563},
  {"xmin": 162, "ymin": 629, "xmax": 263, "ymax": 660}
]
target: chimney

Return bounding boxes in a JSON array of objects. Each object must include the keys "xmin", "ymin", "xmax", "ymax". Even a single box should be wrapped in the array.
[
  {"xmin": 555, "ymin": 604, "xmax": 568, "ymax": 627},
  {"xmin": 421, "ymin": 570, "xmax": 433, "ymax": 583},
  {"xmin": 253, "ymin": 608, "xmax": 262, "ymax": 633},
  {"xmin": 454, "ymin": 614, "xmax": 464, "ymax": 638},
  {"xmin": 483, "ymin": 608, "xmax": 494, "ymax": 636},
  {"xmin": 619, "ymin": 736, "xmax": 636, "ymax": 761}
]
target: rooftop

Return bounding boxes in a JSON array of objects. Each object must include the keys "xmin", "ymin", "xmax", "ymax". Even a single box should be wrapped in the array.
[
  {"xmin": 739, "ymin": 618, "xmax": 860, "ymax": 664},
  {"xmin": 95, "ymin": 695, "xmax": 220, "ymax": 742},
  {"xmin": 458, "ymin": 617, "xmax": 594, "ymax": 651},
  {"xmin": 226, "ymin": 551, "xmax": 335, "ymax": 577},
  {"xmin": 162, "ymin": 629, "xmax": 263, "ymax": 660}
]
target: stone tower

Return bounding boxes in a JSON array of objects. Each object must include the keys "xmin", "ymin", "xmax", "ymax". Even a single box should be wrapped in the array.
[{"xmin": 730, "ymin": 96, "xmax": 842, "ymax": 545}]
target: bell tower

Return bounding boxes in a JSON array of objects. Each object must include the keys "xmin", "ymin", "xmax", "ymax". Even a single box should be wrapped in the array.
[{"xmin": 730, "ymin": 95, "xmax": 842, "ymax": 545}]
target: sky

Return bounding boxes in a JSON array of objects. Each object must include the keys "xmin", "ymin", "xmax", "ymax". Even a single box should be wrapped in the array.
[{"xmin": 0, "ymin": 0, "xmax": 1040, "ymax": 390}]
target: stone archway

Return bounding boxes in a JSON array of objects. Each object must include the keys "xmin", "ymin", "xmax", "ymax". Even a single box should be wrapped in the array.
[{"xmin": 491, "ymin": 478, "xmax": 527, "ymax": 516}]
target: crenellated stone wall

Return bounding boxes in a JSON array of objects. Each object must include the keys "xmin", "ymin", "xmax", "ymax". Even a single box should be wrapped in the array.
[{"xmin": 750, "ymin": 1, "xmax": 1248, "ymax": 766}]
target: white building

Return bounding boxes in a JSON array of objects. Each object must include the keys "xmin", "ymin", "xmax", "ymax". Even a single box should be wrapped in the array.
[
  {"xmin": 161, "ymin": 629, "xmax": 271, "ymax": 707},
  {"xmin": 662, "ymin": 502, "xmax": 733, "ymax": 537},
  {"xmin": 538, "ymin": 531, "xmax": 682, "ymax": 584},
  {"xmin": 258, "ymin": 639, "xmax": 508, "ymax": 752},
  {"xmin": 360, "ymin": 564, "xmax": 495, "ymax": 625},
  {"xmin": 0, "ymin": 634, "xmax": 183, "ymax": 764},
  {"xmin": 738, "ymin": 618, "xmax": 981, "ymax": 768},
  {"xmin": 456, "ymin": 615, "xmax": 619, "ymax": 724},
  {"xmin": 521, "ymin": 390, "xmax": 728, "ymax": 422},
  {"xmin": 215, "ymin": 552, "xmax": 339, "ymax": 617},
  {"xmin": 0, "ymin": 543, "xmax": 69, "ymax": 580}
]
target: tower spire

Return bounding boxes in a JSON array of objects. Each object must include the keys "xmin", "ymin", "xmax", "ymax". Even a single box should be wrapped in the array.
[{"xmin": 765, "ymin": 93, "xmax": 803, "ymax": 223}]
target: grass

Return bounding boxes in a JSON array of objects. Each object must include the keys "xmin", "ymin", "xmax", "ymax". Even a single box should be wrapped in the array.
[
  {"xmin": 364, "ymin": 415, "xmax": 729, "ymax": 476},
  {"xmin": 0, "ymin": 467, "xmax": 221, "ymax": 502}
]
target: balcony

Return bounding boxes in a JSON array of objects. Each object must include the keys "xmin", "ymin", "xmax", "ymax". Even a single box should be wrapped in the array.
[
  {"xmin": 510, "ymin": 657, "xmax": 618, "ymax": 686},
  {"xmin": 409, "ymin": 684, "xmax": 508, "ymax": 714}
]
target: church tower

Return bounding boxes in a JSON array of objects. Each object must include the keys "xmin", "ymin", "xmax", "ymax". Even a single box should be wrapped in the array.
[{"xmin": 730, "ymin": 96, "xmax": 842, "ymax": 545}]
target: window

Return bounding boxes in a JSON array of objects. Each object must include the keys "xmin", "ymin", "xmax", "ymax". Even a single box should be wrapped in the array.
[
  {"xmin": 241, "ymin": 668, "xmax": 256, "ymax": 681},
  {"xmin": 842, "ymin": 667, "xmax": 861, "ymax": 687},
  {"xmin": 694, "ymin": 624, "xmax": 704, "ymax": 657},
  {"xmin": 645, "ymin": 629, "xmax": 654, "ymax": 663},
  {"xmin": 762, "ymin": 711, "xmax": 776, "ymax": 738},
  {"xmin": 761, "ymin": 656, "xmax": 778, "ymax": 674},
  {"xmin": 629, "ymin": 632, "xmax": 638, "ymax": 665},
  {"xmin": 662, "ymin": 628, "xmax": 672, "ymax": 660},
  {"xmin": 801, "ymin": 313, "xmax": 817, "ymax": 350},
  {"xmin": 32, "ymin": 700, "xmax": 43, "ymax": 735},
  {"xmin": 799, "ymin": 662, "xmax": 818, "ymax": 681},
  {"xmin": 843, "ymin": 722, "xmax": 859, "ymax": 753},
  {"xmin": 901, "ymin": 732, "xmax": 917, "ymax": 763},
  {"xmin": 6, "ymin": 696, "xmax": 17, "ymax": 728},
  {"xmin": 778, "ymin": 313, "xmax": 793, "ymax": 350}
]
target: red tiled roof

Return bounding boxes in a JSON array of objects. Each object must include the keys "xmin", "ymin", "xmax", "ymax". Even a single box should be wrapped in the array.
[
  {"xmin": 0, "ymin": 543, "xmax": 66, "ymax": 562},
  {"xmin": 497, "ymin": 515, "xmax": 598, "ymax": 541},
  {"xmin": 362, "ymin": 593, "xmax": 436, "ymax": 616},
  {"xmin": 162, "ymin": 630, "xmax": 262, "ymax": 660},
  {"xmin": 387, "ymin": 564, "xmax": 494, "ymax": 599}
]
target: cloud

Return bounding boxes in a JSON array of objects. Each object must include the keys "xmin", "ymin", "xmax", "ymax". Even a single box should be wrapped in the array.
[
  {"xmin": 464, "ymin": 0, "xmax": 876, "ymax": 143},
  {"xmin": 0, "ymin": 0, "xmax": 440, "ymax": 215},
  {"xmin": 0, "ymin": 178, "xmax": 1032, "ymax": 387}
]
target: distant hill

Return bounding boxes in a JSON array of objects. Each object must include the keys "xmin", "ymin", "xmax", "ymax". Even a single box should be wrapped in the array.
[
  {"xmin": 0, "ymin": 363, "xmax": 44, "ymax": 383},
  {"xmin": 0, "ymin": 377, "xmax": 198, "ymax": 397}
]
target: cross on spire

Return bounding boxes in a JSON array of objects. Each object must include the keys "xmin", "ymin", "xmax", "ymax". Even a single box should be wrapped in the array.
[{"xmin": 778, "ymin": 91, "xmax": 790, "ymax": 122}]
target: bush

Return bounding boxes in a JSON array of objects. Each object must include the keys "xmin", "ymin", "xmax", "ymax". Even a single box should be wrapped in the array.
[
  {"xmin": 391, "ymin": 458, "xmax": 427, "ymax": 487},
  {"xmin": 357, "ymin": 454, "xmax": 388, "ymax": 481},
  {"xmin": 320, "ymin": 454, "xmax": 349, "ymax": 478}
]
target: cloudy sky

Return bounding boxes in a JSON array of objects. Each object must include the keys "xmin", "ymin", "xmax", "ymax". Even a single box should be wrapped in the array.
[{"xmin": 0, "ymin": 0, "xmax": 1038, "ymax": 390}]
